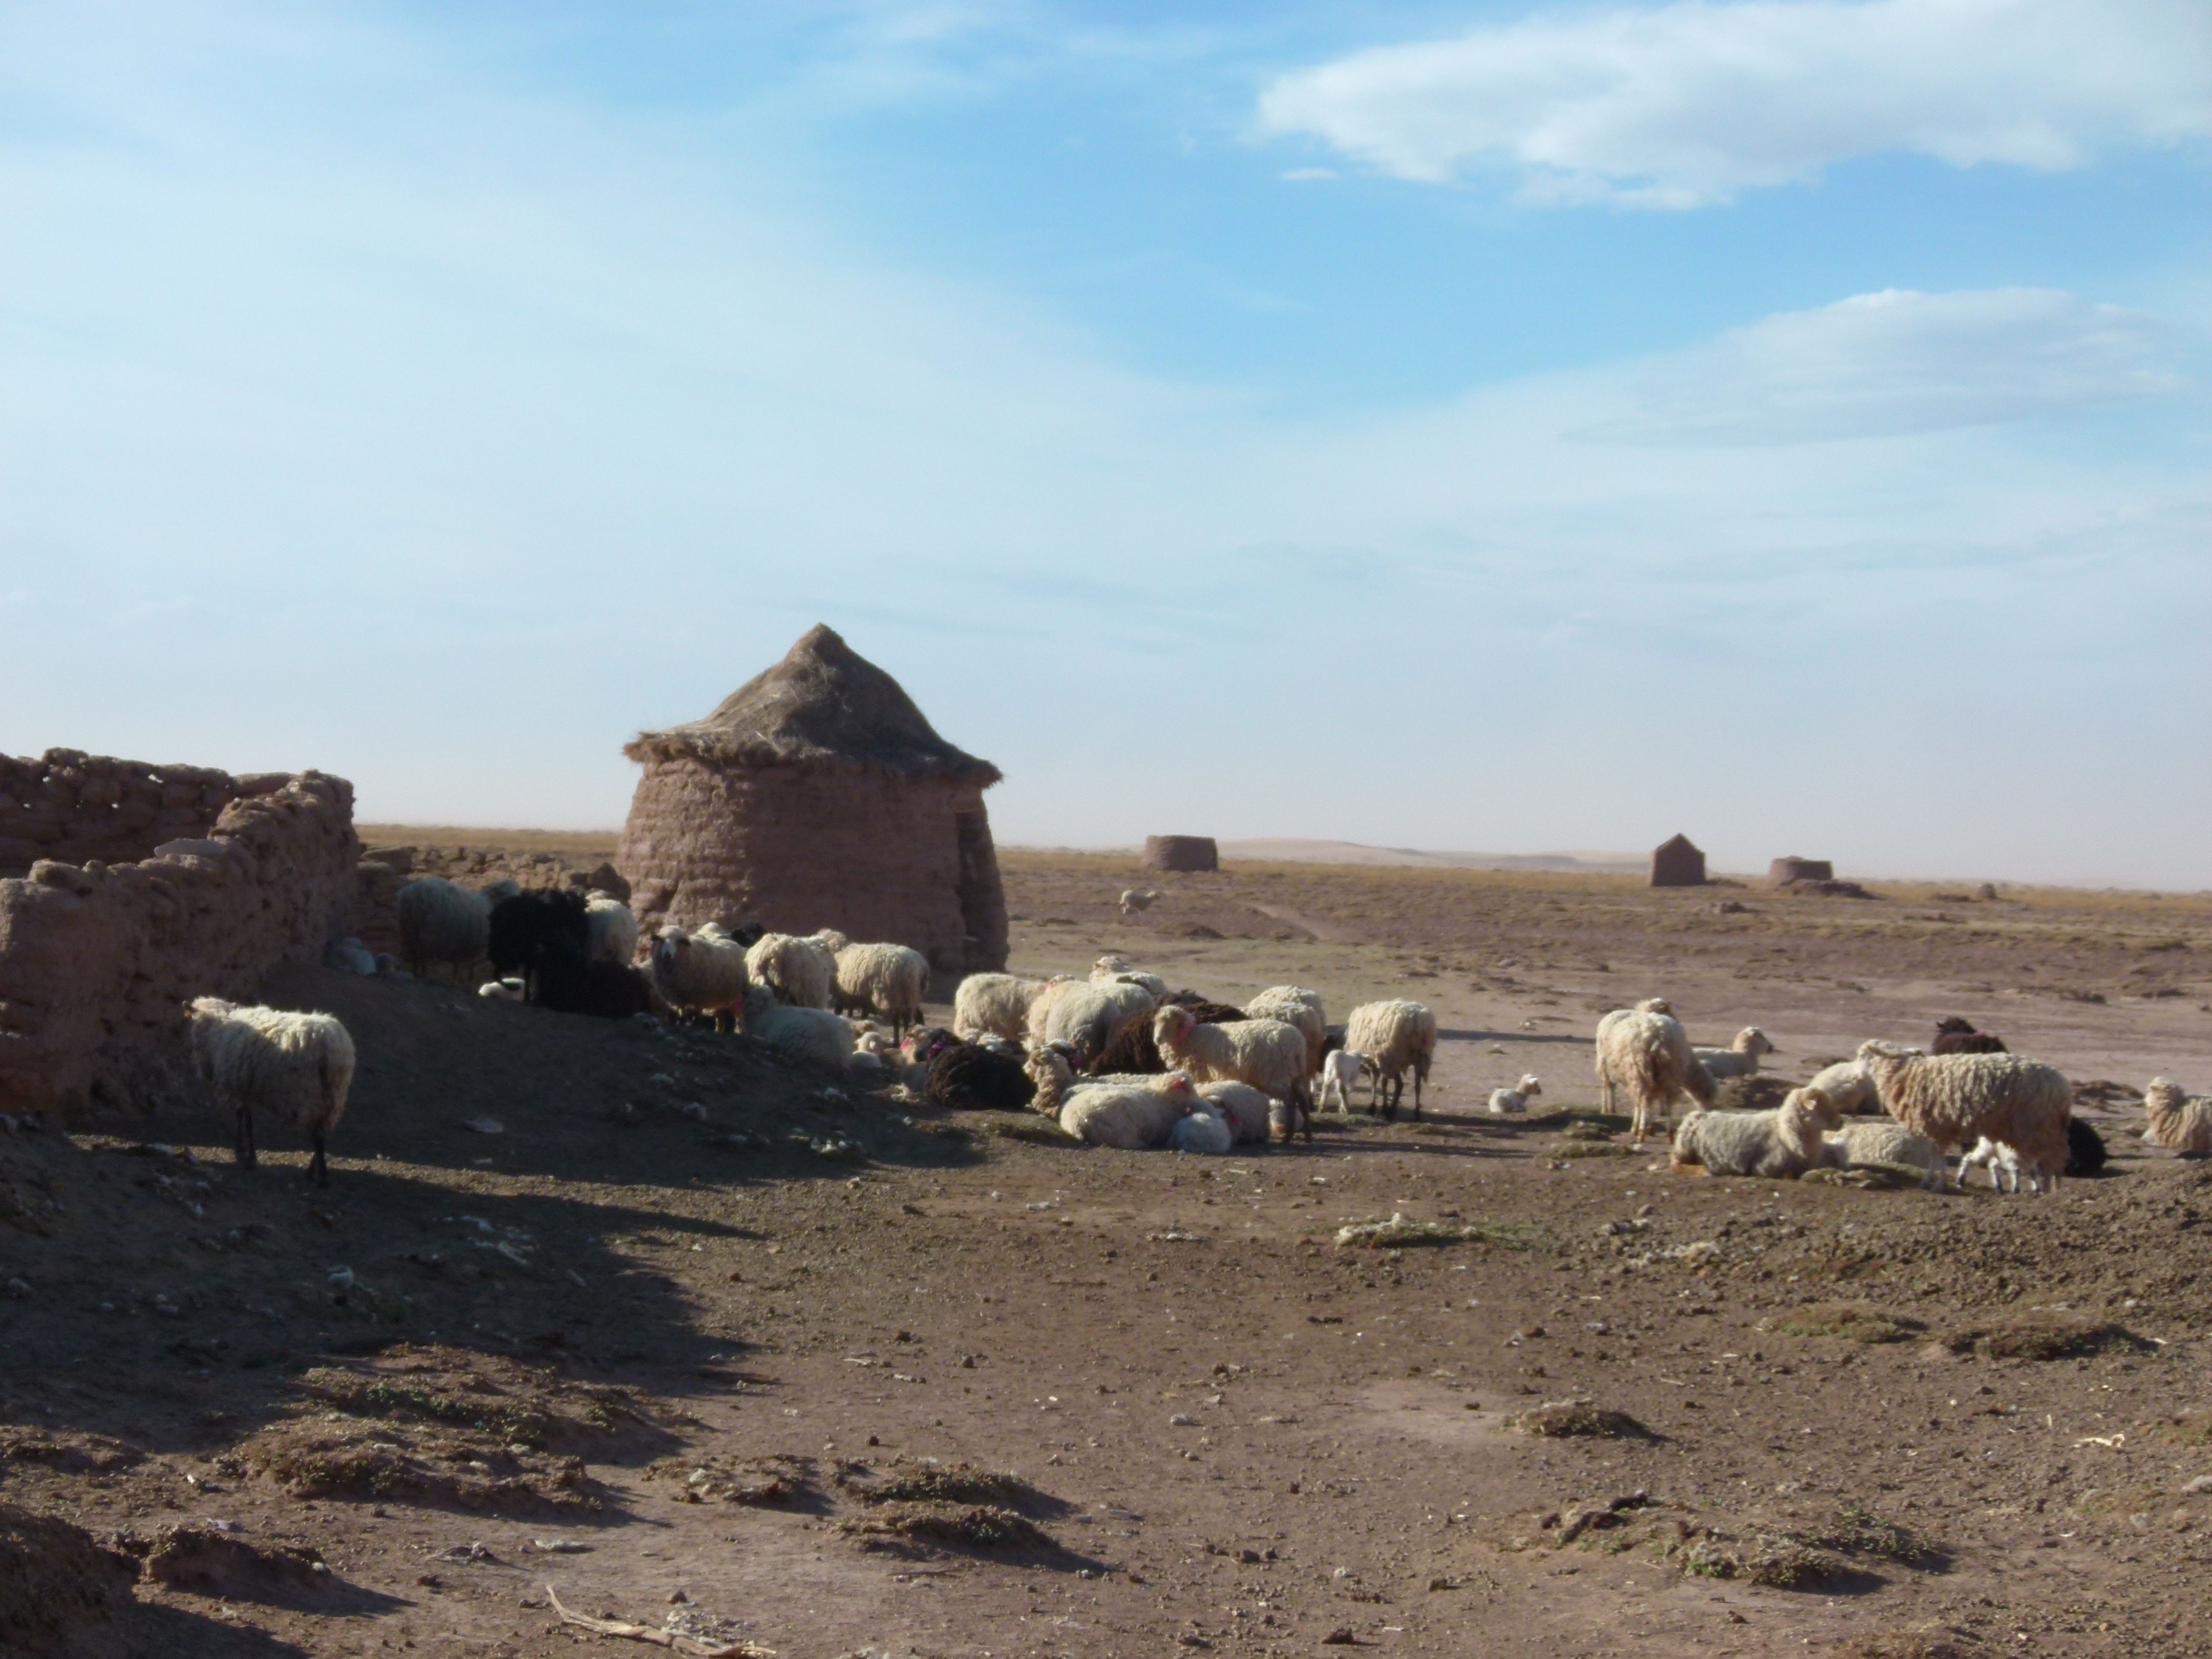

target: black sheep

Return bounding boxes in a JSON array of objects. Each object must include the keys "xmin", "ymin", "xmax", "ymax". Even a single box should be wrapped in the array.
[
  {"xmin": 488, "ymin": 890, "xmax": 590, "ymax": 1002},
  {"xmin": 922, "ymin": 1043, "xmax": 1035, "ymax": 1112},
  {"xmin": 1093, "ymin": 990, "xmax": 1248, "ymax": 1074},
  {"xmin": 2066, "ymin": 1116, "xmax": 2108, "ymax": 1177},
  {"xmin": 1930, "ymin": 1015, "xmax": 2007, "ymax": 1055},
  {"xmin": 534, "ymin": 933, "xmax": 653, "ymax": 1019}
]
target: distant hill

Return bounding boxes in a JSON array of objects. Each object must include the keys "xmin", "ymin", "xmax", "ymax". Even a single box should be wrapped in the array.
[{"xmin": 1215, "ymin": 839, "xmax": 1645, "ymax": 874}]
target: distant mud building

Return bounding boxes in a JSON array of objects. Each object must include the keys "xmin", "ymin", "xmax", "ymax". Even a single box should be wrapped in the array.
[
  {"xmin": 1143, "ymin": 836, "xmax": 1219, "ymax": 874},
  {"xmin": 1769, "ymin": 857, "xmax": 1834, "ymax": 886},
  {"xmin": 616, "ymin": 625, "xmax": 1008, "ymax": 973},
  {"xmin": 1648, "ymin": 834, "xmax": 1706, "ymax": 887}
]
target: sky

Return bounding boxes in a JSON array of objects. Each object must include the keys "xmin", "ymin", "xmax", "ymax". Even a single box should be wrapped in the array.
[{"xmin": 2, "ymin": 1, "xmax": 2207, "ymax": 887}]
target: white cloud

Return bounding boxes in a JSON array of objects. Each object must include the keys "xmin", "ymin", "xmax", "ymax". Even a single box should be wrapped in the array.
[
  {"xmin": 1581, "ymin": 287, "xmax": 2190, "ymax": 443},
  {"xmin": 1257, "ymin": 0, "xmax": 2212, "ymax": 206}
]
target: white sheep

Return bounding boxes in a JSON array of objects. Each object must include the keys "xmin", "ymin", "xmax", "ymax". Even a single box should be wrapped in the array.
[
  {"xmin": 1037, "ymin": 979, "xmax": 1158, "ymax": 1071},
  {"xmin": 1168, "ymin": 1104, "xmax": 1235, "ymax": 1156},
  {"xmin": 185, "ymin": 996, "xmax": 356, "ymax": 1185},
  {"xmin": 1195, "ymin": 1080, "xmax": 1274, "ymax": 1144},
  {"xmin": 1487, "ymin": 1074, "xmax": 1542, "ymax": 1115},
  {"xmin": 584, "ymin": 892, "xmax": 639, "ymax": 967},
  {"xmin": 744, "ymin": 932, "xmax": 836, "ymax": 1010},
  {"xmin": 1958, "ymin": 1136, "xmax": 2033, "ymax": 1193},
  {"xmin": 1022, "ymin": 1047, "xmax": 1194, "ymax": 1147},
  {"xmin": 477, "ymin": 977, "xmax": 525, "ymax": 1002},
  {"xmin": 1857, "ymin": 1040, "xmax": 2073, "ymax": 1193},
  {"xmin": 1118, "ymin": 889, "xmax": 1160, "ymax": 918},
  {"xmin": 1314, "ymin": 1049, "xmax": 1366, "ymax": 1114},
  {"xmin": 1244, "ymin": 986, "xmax": 1327, "ymax": 1074},
  {"xmin": 741, "ymin": 983, "xmax": 856, "ymax": 1071},
  {"xmin": 1805, "ymin": 1058, "xmax": 1879, "ymax": 1116},
  {"xmin": 395, "ymin": 877, "xmax": 490, "ymax": 983},
  {"xmin": 2143, "ymin": 1077, "xmax": 2212, "ymax": 1154},
  {"xmin": 951, "ymin": 973, "xmax": 1062, "ymax": 1044},
  {"xmin": 1671, "ymin": 1086, "xmax": 1839, "ymax": 1179},
  {"xmin": 1821, "ymin": 1119, "xmax": 1947, "ymax": 1188},
  {"xmin": 1154, "ymin": 1006, "xmax": 1312, "ymax": 1140},
  {"xmin": 1694, "ymin": 1027, "xmax": 1776, "ymax": 1081},
  {"xmin": 1091, "ymin": 956, "xmax": 1171, "ymax": 998},
  {"xmin": 831, "ymin": 941, "xmax": 930, "ymax": 1039},
  {"xmin": 1594, "ymin": 1006, "xmax": 1715, "ymax": 1142},
  {"xmin": 648, "ymin": 923, "xmax": 749, "ymax": 1031},
  {"xmin": 1343, "ymin": 1000, "xmax": 1437, "ymax": 1120}
]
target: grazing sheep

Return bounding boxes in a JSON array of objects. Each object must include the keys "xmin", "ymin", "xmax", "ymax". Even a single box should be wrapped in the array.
[
  {"xmin": 1595, "ymin": 1006, "xmax": 1715, "ymax": 1142},
  {"xmin": 1039, "ymin": 979, "xmax": 1159, "ymax": 1072},
  {"xmin": 395, "ymin": 877, "xmax": 491, "ymax": 983},
  {"xmin": 488, "ymin": 889, "xmax": 590, "ymax": 1001},
  {"xmin": 1694, "ymin": 1028, "xmax": 1775, "ymax": 1081},
  {"xmin": 1821, "ymin": 1119, "xmax": 1946, "ymax": 1188},
  {"xmin": 1092, "ymin": 955, "xmax": 1169, "ymax": 998},
  {"xmin": 1118, "ymin": 889, "xmax": 1160, "ymax": 918},
  {"xmin": 1244, "ymin": 986, "xmax": 1327, "ymax": 1074},
  {"xmin": 953, "ymin": 973, "xmax": 1065, "ymax": 1044},
  {"xmin": 185, "ymin": 997, "xmax": 356, "ymax": 1185},
  {"xmin": 1194, "ymin": 1080, "xmax": 1273, "ymax": 1144},
  {"xmin": 1487, "ymin": 1074, "xmax": 1542, "ymax": 1115},
  {"xmin": 2143, "ymin": 1077, "xmax": 2212, "ymax": 1154},
  {"xmin": 1343, "ymin": 1001, "xmax": 1438, "ymax": 1121},
  {"xmin": 829, "ymin": 941, "xmax": 929, "ymax": 1039},
  {"xmin": 1857, "ymin": 1040, "xmax": 2072, "ymax": 1192},
  {"xmin": 1671, "ymin": 1087, "xmax": 1840, "ymax": 1179},
  {"xmin": 534, "ymin": 934, "xmax": 653, "ymax": 1019},
  {"xmin": 1805, "ymin": 1058, "xmax": 1879, "ymax": 1116},
  {"xmin": 1931, "ymin": 1015, "xmax": 2008, "ymax": 1055},
  {"xmin": 648, "ymin": 923, "xmax": 749, "ymax": 1031},
  {"xmin": 743, "ymin": 932, "xmax": 836, "ymax": 1011},
  {"xmin": 1169, "ymin": 1104, "xmax": 1235, "ymax": 1155},
  {"xmin": 741, "ymin": 984, "xmax": 856, "ymax": 1070},
  {"xmin": 1022, "ymin": 1047, "xmax": 1194, "ymax": 1147},
  {"xmin": 584, "ymin": 892, "xmax": 639, "ymax": 967},
  {"xmin": 2067, "ymin": 1116, "xmax": 2107, "ymax": 1176},
  {"xmin": 1315, "ymin": 1049, "xmax": 1366, "ymax": 1114},
  {"xmin": 1153, "ymin": 1006, "xmax": 1313, "ymax": 1140},
  {"xmin": 921, "ymin": 1043, "xmax": 1035, "ymax": 1113}
]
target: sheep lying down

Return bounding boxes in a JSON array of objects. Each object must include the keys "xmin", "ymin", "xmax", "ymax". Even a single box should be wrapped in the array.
[{"xmin": 1671, "ymin": 1087, "xmax": 1841, "ymax": 1179}]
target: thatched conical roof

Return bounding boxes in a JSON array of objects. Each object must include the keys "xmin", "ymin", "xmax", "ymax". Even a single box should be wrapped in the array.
[{"xmin": 624, "ymin": 624, "xmax": 1001, "ymax": 784}]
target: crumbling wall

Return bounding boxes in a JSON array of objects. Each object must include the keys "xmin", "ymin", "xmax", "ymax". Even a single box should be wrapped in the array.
[{"xmin": 0, "ymin": 753, "xmax": 361, "ymax": 1115}]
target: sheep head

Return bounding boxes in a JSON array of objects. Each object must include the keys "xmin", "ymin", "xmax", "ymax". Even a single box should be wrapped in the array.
[
  {"xmin": 1635, "ymin": 997, "xmax": 1674, "ymax": 1015},
  {"xmin": 1518, "ymin": 1074, "xmax": 1542, "ymax": 1095},
  {"xmin": 1153, "ymin": 1005, "xmax": 1197, "ymax": 1048},
  {"xmin": 2144, "ymin": 1078, "xmax": 2185, "ymax": 1113},
  {"xmin": 1737, "ymin": 1028, "xmax": 1775, "ymax": 1057}
]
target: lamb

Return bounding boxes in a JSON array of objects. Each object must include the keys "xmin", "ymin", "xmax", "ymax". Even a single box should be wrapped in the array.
[
  {"xmin": 1092, "ymin": 955, "xmax": 1169, "ymax": 998},
  {"xmin": 1857, "ymin": 1039, "xmax": 2072, "ymax": 1192},
  {"xmin": 2067, "ymin": 1117, "xmax": 2107, "ymax": 1176},
  {"xmin": 740, "ymin": 983, "xmax": 856, "ymax": 1071},
  {"xmin": 584, "ymin": 891, "xmax": 639, "ymax": 967},
  {"xmin": 830, "ymin": 942, "xmax": 930, "ymax": 1039},
  {"xmin": 1671, "ymin": 1086, "xmax": 1840, "ymax": 1179},
  {"xmin": 1343, "ymin": 1000, "xmax": 1437, "ymax": 1121},
  {"xmin": 1022, "ymin": 1047, "xmax": 1195, "ymax": 1148},
  {"xmin": 1487, "ymin": 1074, "xmax": 1542, "ymax": 1115},
  {"xmin": 1930, "ymin": 1015, "xmax": 2007, "ymax": 1055},
  {"xmin": 1168, "ymin": 1104, "xmax": 1235, "ymax": 1155},
  {"xmin": 1153, "ymin": 1006, "xmax": 1312, "ymax": 1140},
  {"xmin": 2143, "ymin": 1077, "xmax": 2212, "ymax": 1154},
  {"xmin": 921, "ymin": 1043, "xmax": 1035, "ymax": 1113},
  {"xmin": 1820, "ymin": 1118, "xmax": 1946, "ymax": 1188},
  {"xmin": 1805, "ymin": 1058, "xmax": 1879, "ymax": 1116},
  {"xmin": 1693, "ymin": 1027, "xmax": 1775, "ymax": 1081},
  {"xmin": 1118, "ymin": 889, "xmax": 1160, "ymax": 918},
  {"xmin": 184, "ymin": 996, "xmax": 356, "ymax": 1185},
  {"xmin": 743, "ymin": 932, "xmax": 836, "ymax": 1011},
  {"xmin": 1194, "ymin": 1080, "xmax": 1273, "ymax": 1144},
  {"xmin": 952, "ymin": 973, "xmax": 1065, "ymax": 1044},
  {"xmin": 1244, "ymin": 986, "xmax": 1327, "ymax": 1074},
  {"xmin": 1959, "ymin": 1136, "xmax": 2032, "ymax": 1193},
  {"xmin": 648, "ymin": 923, "xmax": 749, "ymax": 1031},
  {"xmin": 395, "ymin": 877, "xmax": 491, "ymax": 983},
  {"xmin": 1038, "ymin": 979, "xmax": 1158, "ymax": 1072},
  {"xmin": 477, "ymin": 977, "xmax": 525, "ymax": 1002},
  {"xmin": 1315, "ymin": 1049, "xmax": 1366, "ymax": 1114},
  {"xmin": 1594, "ymin": 1005, "xmax": 1715, "ymax": 1141}
]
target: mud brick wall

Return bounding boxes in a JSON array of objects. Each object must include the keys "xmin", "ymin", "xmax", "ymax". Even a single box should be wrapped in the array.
[{"xmin": 0, "ymin": 752, "xmax": 361, "ymax": 1114}]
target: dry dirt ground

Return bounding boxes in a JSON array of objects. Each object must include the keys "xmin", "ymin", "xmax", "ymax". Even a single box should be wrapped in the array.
[{"xmin": 5, "ymin": 847, "xmax": 2212, "ymax": 1659}]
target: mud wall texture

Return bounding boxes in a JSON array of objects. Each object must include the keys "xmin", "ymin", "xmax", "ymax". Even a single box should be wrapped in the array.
[
  {"xmin": 0, "ymin": 752, "xmax": 361, "ymax": 1114},
  {"xmin": 1143, "ymin": 836, "xmax": 1218, "ymax": 874},
  {"xmin": 618, "ymin": 759, "xmax": 1008, "ymax": 974}
]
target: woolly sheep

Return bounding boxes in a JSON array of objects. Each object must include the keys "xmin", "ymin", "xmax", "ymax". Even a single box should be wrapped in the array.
[
  {"xmin": 1315, "ymin": 1049, "xmax": 1366, "ymax": 1114},
  {"xmin": 1154, "ymin": 1006, "xmax": 1312, "ymax": 1140},
  {"xmin": 1693, "ymin": 1027, "xmax": 1775, "ymax": 1081},
  {"xmin": 185, "ymin": 996, "xmax": 355, "ymax": 1185},
  {"xmin": 953, "ymin": 973, "xmax": 1064, "ymax": 1044},
  {"xmin": 1595, "ymin": 1006, "xmax": 1714, "ymax": 1142},
  {"xmin": 1040, "ymin": 979, "xmax": 1158, "ymax": 1071},
  {"xmin": 1821, "ymin": 1119, "xmax": 1946, "ymax": 1188},
  {"xmin": 741, "ymin": 983, "xmax": 856, "ymax": 1071},
  {"xmin": 1168, "ymin": 1104, "xmax": 1236, "ymax": 1156},
  {"xmin": 1195, "ymin": 1080, "xmax": 1273, "ymax": 1144},
  {"xmin": 1806, "ymin": 1058, "xmax": 1879, "ymax": 1116},
  {"xmin": 744, "ymin": 933, "xmax": 836, "ymax": 1011},
  {"xmin": 1118, "ymin": 889, "xmax": 1160, "ymax": 917},
  {"xmin": 1930, "ymin": 1016, "xmax": 2007, "ymax": 1055},
  {"xmin": 1092, "ymin": 955, "xmax": 1169, "ymax": 998},
  {"xmin": 1022, "ymin": 1047, "xmax": 1193, "ymax": 1148},
  {"xmin": 922, "ymin": 1043, "xmax": 1034, "ymax": 1113},
  {"xmin": 395, "ymin": 877, "xmax": 490, "ymax": 983},
  {"xmin": 1671, "ymin": 1086, "xmax": 1839, "ymax": 1179},
  {"xmin": 830, "ymin": 941, "xmax": 929, "ymax": 1038},
  {"xmin": 1487, "ymin": 1074, "xmax": 1542, "ymax": 1115},
  {"xmin": 2143, "ymin": 1077, "xmax": 2212, "ymax": 1154},
  {"xmin": 1342, "ymin": 1000, "xmax": 1437, "ymax": 1121},
  {"xmin": 648, "ymin": 923, "xmax": 749, "ymax": 1031},
  {"xmin": 488, "ymin": 889, "xmax": 590, "ymax": 999},
  {"xmin": 1857, "ymin": 1040, "xmax": 2073, "ymax": 1192},
  {"xmin": 1244, "ymin": 986, "xmax": 1327, "ymax": 1074},
  {"xmin": 812, "ymin": 928, "xmax": 851, "ymax": 953},
  {"xmin": 534, "ymin": 934, "xmax": 653, "ymax": 1019},
  {"xmin": 584, "ymin": 892, "xmax": 639, "ymax": 967}
]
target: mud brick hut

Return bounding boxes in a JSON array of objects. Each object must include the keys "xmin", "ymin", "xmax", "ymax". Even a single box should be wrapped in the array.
[
  {"xmin": 1648, "ymin": 833, "xmax": 1706, "ymax": 887},
  {"xmin": 1143, "ymin": 836, "xmax": 1218, "ymax": 873},
  {"xmin": 616, "ymin": 625, "xmax": 1008, "ymax": 973},
  {"xmin": 1769, "ymin": 856, "xmax": 1834, "ymax": 886}
]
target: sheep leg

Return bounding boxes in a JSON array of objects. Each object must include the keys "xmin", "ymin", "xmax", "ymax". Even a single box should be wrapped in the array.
[
  {"xmin": 233, "ymin": 1094, "xmax": 256, "ymax": 1173},
  {"xmin": 311, "ymin": 1128, "xmax": 329, "ymax": 1188}
]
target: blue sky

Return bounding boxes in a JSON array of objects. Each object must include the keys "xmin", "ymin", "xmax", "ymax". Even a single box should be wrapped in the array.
[{"xmin": 3, "ymin": 1, "xmax": 2207, "ymax": 885}]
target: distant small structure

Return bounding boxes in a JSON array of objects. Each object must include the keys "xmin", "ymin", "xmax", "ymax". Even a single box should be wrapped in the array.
[
  {"xmin": 1144, "ymin": 836, "xmax": 1218, "ymax": 874},
  {"xmin": 1648, "ymin": 834, "xmax": 1706, "ymax": 888},
  {"xmin": 1769, "ymin": 857, "xmax": 1833, "ymax": 886}
]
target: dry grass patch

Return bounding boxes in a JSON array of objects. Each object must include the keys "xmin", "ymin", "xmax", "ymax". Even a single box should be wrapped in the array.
[
  {"xmin": 1831, "ymin": 1631, "xmax": 1979, "ymax": 1659},
  {"xmin": 839, "ymin": 1458, "xmax": 1039, "ymax": 1510},
  {"xmin": 1955, "ymin": 1312, "xmax": 2138, "ymax": 1360},
  {"xmin": 1767, "ymin": 1303, "xmax": 1927, "ymax": 1344},
  {"xmin": 1335, "ymin": 1213, "xmax": 1543, "ymax": 1250},
  {"xmin": 838, "ymin": 1501, "xmax": 1053, "ymax": 1551},
  {"xmin": 1508, "ymin": 1400, "xmax": 1649, "ymax": 1439},
  {"xmin": 1682, "ymin": 1534, "xmax": 1847, "ymax": 1589}
]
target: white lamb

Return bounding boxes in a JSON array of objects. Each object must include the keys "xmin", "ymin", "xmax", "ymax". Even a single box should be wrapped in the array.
[
  {"xmin": 1153, "ymin": 1006, "xmax": 1312, "ymax": 1140},
  {"xmin": 741, "ymin": 984, "xmax": 856, "ymax": 1071},
  {"xmin": 1195, "ymin": 1080, "xmax": 1274, "ymax": 1144},
  {"xmin": 584, "ymin": 891, "xmax": 639, "ymax": 967},
  {"xmin": 953, "ymin": 973, "xmax": 1064, "ymax": 1044},
  {"xmin": 1244, "ymin": 986, "xmax": 1327, "ymax": 1075},
  {"xmin": 1168, "ymin": 1103, "xmax": 1235, "ymax": 1156},
  {"xmin": 831, "ymin": 941, "xmax": 930, "ymax": 1039},
  {"xmin": 1487, "ymin": 1074, "xmax": 1542, "ymax": 1115},
  {"xmin": 1343, "ymin": 1000, "xmax": 1437, "ymax": 1120},
  {"xmin": 1314, "ymin": 1049, "xmax": 1366, "ymax": 1114},
  {"xmin": 1594, "ymin": 1004, "xmax": 1715, "ymax": 1142},
  {"xmin": 744, "ymin": 932, "xmax": 836, "ymax": 1010},
  {"xmin": 1694, "ymin": 1027, "xmax": 1775, "ymax": 1081},
  {"xmin": 648, "ymin": 923, "xmax": 749, "ymax": 1031},
  {"xmin": 185, "ymin": 996, "xmax": 356, "ymax": 1185},
  {"xmin": 1821, "ymin": 1119, "xmax": 1947, "ymax": 1188},
  {"xmin": 1958, "ymin": 1136, "xmax": 2033, "ymax": 1193},
  {"xmin": 395, "ymin": 877, "xmax": 490, "ymax": 983},
  {"xmin": 1671, "ymin": 1086, "xmax": 1840, "ymax": 1179},
  {"xmin": 1118, "ymin": 889, "xmax": 1160, "ymax": 918},
  {"xmin": 1857, "ymin": 1040, "xmax": 2073, "ymax": 1193},
  {"xmin": 2143, "ymin": 1077, "xmax": 2212, "ymax": 1154}
]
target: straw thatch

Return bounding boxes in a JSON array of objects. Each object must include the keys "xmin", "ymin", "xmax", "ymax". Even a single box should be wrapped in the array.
[{"xmin": 617, "ymin": 626, "xmax": 1008, "ymax": 973}]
